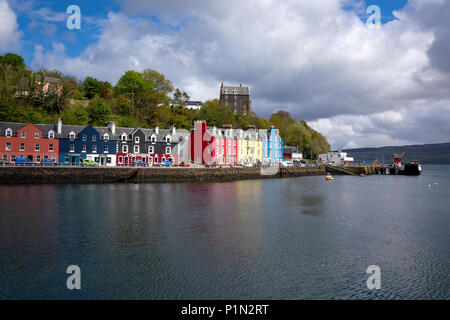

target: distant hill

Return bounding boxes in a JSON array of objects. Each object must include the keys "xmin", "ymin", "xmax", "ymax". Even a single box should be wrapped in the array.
[{"xmin": 344, "ymin": 142, "xmax": 450, "ymax": 165}]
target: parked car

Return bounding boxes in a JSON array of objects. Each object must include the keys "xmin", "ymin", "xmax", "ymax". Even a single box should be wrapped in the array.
[
  {"xmin": 179, "ymin": 161, "xmax": 190, "ymax": 167},
  {"xmin": 132, "ymin": 161, "xmax": 148, "ymax": 167},
  {"xmin": 157, "ymin": 160, "xmax": 172, "ymax": 167},
  {"xmin": 81, "ymin": 159, "xmax": 99, "ymax": 167},
  {"xmin": 0, "ymin": 159, "xmax": 7, "ymax": 166},
  {"xmin": 41, "ymin": 159, "xmax": 57, "ymax": 166},
  {"xmin": 243, "ymin": 163, "xmax": 254, "ymax": 167},
  {"xmin": 205, "ymin": 162, "xmax": 218, "ymax": 168},
  {"xmin": 15, "ymin": 158, "xmax": 36, "ymax": 166}
]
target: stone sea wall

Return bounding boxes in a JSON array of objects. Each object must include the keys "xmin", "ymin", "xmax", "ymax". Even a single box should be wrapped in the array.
[{"xmin": 0, "ymin": 166, "xmax": 326, "ymax": 185}]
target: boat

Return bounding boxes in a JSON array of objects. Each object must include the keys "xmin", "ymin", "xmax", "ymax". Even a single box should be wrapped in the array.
[
  {"xmin": 389, "ymin": 153, "xmax": 422, "ymax": 176},
  {"xmin": 359, "ymin": 174, "xmax": 367, "ymax": 177},
  {"xmin": 325, "ymin": 173, "xmax": 333, "ymax": 181}
]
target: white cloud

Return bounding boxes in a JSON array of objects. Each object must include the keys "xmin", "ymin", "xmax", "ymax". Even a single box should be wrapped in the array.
[
  {"xmin": 0, "ymin": 0, "xmax": 22, "ymax": 51},
  {"xmin": 31, "ymin": 0, "xmax": 450, "ymax": 148}
]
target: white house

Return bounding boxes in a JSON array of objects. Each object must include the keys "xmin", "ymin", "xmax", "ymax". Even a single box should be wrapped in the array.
[
  {"xmin": 318, "ymin": 149, "xmax": 354, "ymax": 166},
  {"xmin": 184, "ymin": 101, "xmax": 202, "ymax": 110}
]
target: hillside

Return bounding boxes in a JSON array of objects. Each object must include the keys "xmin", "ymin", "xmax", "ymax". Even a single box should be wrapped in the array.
[{"xmin": 344, "ymin": 142, "xmax": 450, "ymax": 165}]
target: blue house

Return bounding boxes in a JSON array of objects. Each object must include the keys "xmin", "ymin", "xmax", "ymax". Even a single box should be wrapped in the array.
[
  {"xmin": 58, "ymin": 123, "xmax": 117, "ymax": 166},
  {"xmin": 265, "ymin": 127, "xmax": 283, "ymax": 163}
]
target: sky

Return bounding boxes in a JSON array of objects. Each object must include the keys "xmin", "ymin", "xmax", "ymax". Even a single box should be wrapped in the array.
[{"xmin": 1, "ymin": 0, "xmax": 449, "ymax": 149}]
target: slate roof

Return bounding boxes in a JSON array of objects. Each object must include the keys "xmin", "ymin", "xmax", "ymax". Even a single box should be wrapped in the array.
[{"xmin": 221, "ymin": 85, "xmax": 249, "ymax": 95}]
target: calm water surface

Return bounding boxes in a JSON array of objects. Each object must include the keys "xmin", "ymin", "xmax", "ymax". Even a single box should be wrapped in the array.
[{"xmin": 0, "ymin": 165, "xmax": 449, "ymax": 299}]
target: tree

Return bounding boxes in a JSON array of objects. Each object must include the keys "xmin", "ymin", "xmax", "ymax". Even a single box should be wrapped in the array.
[
  {"xmin": 87, "ymin": 97, "xmax": 112, "ymax": 126},
  {"xmin": 141, "ymin": 69, "xmax": 173, "ymax": 93},
  {"xmin": 114, "ymin": 70, "xmax": 154, "ymax": 113},
  {"xmin": 83, "ymin": 76, "xmax": 103, "ymax": 99},
  {"xmin": 0, "ymin": 53, "xmax": 26, "ymax": 71}
]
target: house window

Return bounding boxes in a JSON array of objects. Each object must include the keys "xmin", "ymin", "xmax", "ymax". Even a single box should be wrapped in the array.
[
  {"xmin": 36, "ymin": 155, "xmax": 41, "ymax": 162},
  {"xmin": 82, "ymin": 135, "xmax": 87, "ymax": 141},
  {"xmin": 69, "ymin": 132, "xmax": 76, "ymax": 140},
  {"xmin": 48, "ymin": 131, "xmax": 54, "ymax": 139},
  {"xmin": 70, "ymin": 144, "xmax": 75, "ymax": 152},
  {"xmin": 44, "ymin": 155, "xmax": 48, "ymax": 160},
  {"xmin": 11, "ymin": 155, "xmax": 16, "ymax": 162},
  {"xmin": 20, "ymin": 143, "xmax": 25, "ymax": 151},
  {"xmin": 148, "ymin": 157, "xmax": 153, "ymax": 165},
  {"xmin": 104, "ymin": 134, "xmax": 109, "ymax": 141},
  {"xmin": 51, "ymin": 156, "xmax": 56, "ymax": 161},
  {"xmin": 35, "ymin": 143, "xmax": 40, "ymax": 151},
  {"xmin": 151, "ymin": 135, "xmax": 156, "ymax": 143},
  {"xmin": 118, "ymin": 156, "xmax": 123, "ymax": 164},
  {"xmin": 104, "ymin": 145, "xmax": 108, "ymax": 153},
  {"xmin": 35, "ymin": 132, "xmax": 39, "ymax": 139},
  {"xmin": 82, "ymin": 145, "xmax": 86, "ymax": 152},
  {"xmin": 92, "ymin": 145, "xmax": 97, "ymax": 153},
  {"xmin": 92, "ymin": 135, "xmax": 96, "ymax": 142},
  {"xmin": 6, "ymin": 142, "xmax": 11, "ymax": 151},
  {"xmin": 21, "ymin": 132, "xmax": 26, "ymax": 138},
  {"xmin": 134, "ymin": 145, "xmax": 139, "ymax": 153},
  {"xmin": 49, "ymin": 144, "xmax": 54, "ymax": 152},
  {"xmin": 166, "ymin": 136, "xmax": 171, "ymax": 143},
  {"xmin": 2, "ymin": 155, "xmax": 7, "ymax": 161},
  {"xmin": 135, "ymin": 137, "xmax": 139, "ymax": 143},
  {"xmin": 166, "ymin": 147, "xmax": 171, "ymax": 154},
  {"xmin": 122, "ymin": 145, "xmax": 128, "ymax": 153},
  {"xmin": 65, "ymin": 156, "xmax": 69, "ymax": 163},
  {"xmin": 148, "ymin": 146, "xmax": 154, "ymax": 153},
  {"xmin": 121, "ymin": 134, "xmax": 127, "ymax": 141},
  {"xmin": 5, "ymin": 129, "xmax": 12, "ymax": 137}
]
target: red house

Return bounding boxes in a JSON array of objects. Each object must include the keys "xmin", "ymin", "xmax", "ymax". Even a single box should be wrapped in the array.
[
  {"xmin": 0, "ymin": 122, "xmax": 59, "ymax": 164},
  {"xmin": 190, "ymin": 121, "xmax": 237, "ymax": 165}
]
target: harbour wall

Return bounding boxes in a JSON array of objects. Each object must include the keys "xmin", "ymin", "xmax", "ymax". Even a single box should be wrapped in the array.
[{"xmin": 0, "ymin": 166, "xmax": 327, "ymax": 185}]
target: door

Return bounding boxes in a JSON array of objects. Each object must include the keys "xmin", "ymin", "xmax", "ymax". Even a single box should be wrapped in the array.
[
  {"xmin": 72, "ymin": 156, "xmax": 76, "ymax": 165},
  {"xmin": 27, "ymin": 155, "xmax": 33, "ymax": 161}
]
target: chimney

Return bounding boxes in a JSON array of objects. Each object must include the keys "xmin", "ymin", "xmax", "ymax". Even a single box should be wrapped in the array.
[
  {"xmin": 171, "ymin": 125, "xmax": 176, "ymax": 135},
  {"xmin": 109, "ymin": 121, "xmax": 116, "ymax": 135},
  {"xmin": 57, "ymin": 118, "xmax": 62, "ymax": 134},
  {"xmin": 155, "ymin": 126, "xmax": 159, "ymax": 134}
]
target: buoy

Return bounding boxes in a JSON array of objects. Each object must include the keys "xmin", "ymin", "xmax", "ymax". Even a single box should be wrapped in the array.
[{"xmin": 427, "ymin": 184, "xmax": 431, "ymax": 187}]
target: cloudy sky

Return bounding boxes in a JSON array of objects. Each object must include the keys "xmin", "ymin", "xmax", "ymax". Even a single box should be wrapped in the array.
[{"xmin": 1, "ymin": 0, "xmax": 449, "ymax": 149}]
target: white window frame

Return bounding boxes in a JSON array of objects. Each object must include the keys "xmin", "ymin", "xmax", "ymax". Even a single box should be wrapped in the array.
[
  {"xmin": 92, "ymin": 145, "xmax": 97, "ymax": 153},
  {"xmin": 70, "ymin": 144, "xmax": 75, "ymax": 152},
  {"xmin": 121, "ymin": 133, "xmax": 127, "ymax": 141},
  {"xmin": 103, "ymin": 134, "xmax": 109, "ymax": 141},
  {"xmin": 6, "ymin": 142, "xmax": 11, "ymax": 151},
  {"xmin": 135, "ymin": 136, "xmax": 140, "ymax": 143},
  {"xmin": 165, "ymin": 136, "xmax": 171, "ymax": 143},
  {"xmin": 5, "ymin": 128, "xmax": 12, "ymax": 137},
  {"xmin": 92, "ymin": 135, "xmax": 97, "ymax": 142},
  {"xmin": 69, "ymin": 132, "xmax": 76, "ymax": 140},
  {"xmin": 134, "ymin": 145, "xmax": 139, "ymax": 153},
  {"xmin": 34, "ymin": 132, "xmax": 39, "ymax": 139},
  {"xmin": 49, "ymin": 144, "xmax": 54, "ymax": 152},
  {"xmin": 82, "ymin": 145, "xmax": 86, "ymax": 153},
  {"xmin": 148, "ymin": 146, "xmax": 154, "ymax": 154},
  {"xmin": 122, "ymin": 145, "xmax": 128, "ymax": 153},
  {"xmin": 166, "ymin": 147, "xmax": 171, "ymax": 154},
  {"xmin": 21, "ymin": 131, "xmax": 26, "ymax": 138},
  {"xmin": 35, "ymin": 143, "xmax": 40, "ymax": 151},
  {"xmin": 151, "ymin": 135, "xmax": 156, "ymax": 143},
  {"xmin": 82, "ymin": 135, "xmax": 87, "ymax": 141},
  {"xmin": 20, "ymin": 143, "xmax": 25, "ymax": 151},
  {"xmin": 48, "ymin": 131, "xmax": 55, "ymax": 139},
  {"xmin": 104, "ymin": 145, "xmax": 108, "ymax": 153}
]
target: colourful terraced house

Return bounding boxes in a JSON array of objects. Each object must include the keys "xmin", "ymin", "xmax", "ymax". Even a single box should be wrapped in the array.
[{"xmin": 0, "ymin": 121, "xmax": 59, "ymax": 164}]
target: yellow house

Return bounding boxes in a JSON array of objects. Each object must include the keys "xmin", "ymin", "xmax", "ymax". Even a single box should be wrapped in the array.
[{"xmin": 237, "ymin": 129, "xmax": 263, "ymax": 164}]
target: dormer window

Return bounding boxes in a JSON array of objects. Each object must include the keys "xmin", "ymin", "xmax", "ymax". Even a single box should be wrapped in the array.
[
  {"xmin": 151, "ymin": 135, "xmax": 156, "ymax": 143},
  {"xmin": 21, "ymin": 132, "xmax": 26, "ymax": 138},
  {"xmin": 69, "ymin": 132, "xmax": 76, "ymax": 140},
  {"xmin": 5, "ymin": 128, "xmax": 12, "ymax": 137},
  {"xmin": 34, "ymin": 132, "xmax": 39, "ymax": 139},
  {"xmin": 165, "ymin": 136, "xmax": 171, "ymax": 143},
  {"xmin": 233, "ymin": 89, "xmax": 237, "ymax": 94},
  {"xmin": 48, "ymin": 131, "xmax": 54, "ymax": 139},
  {"xmin": 103, "ymin": 133, "xmax": 109, "ymax": 141},
  {"xmin": 121, "ymin": 133, "xmax": 127, "ymax": 141},
  {"xmin": 224, "ymin": 89, "xmax": 228, "ymax": 94}
]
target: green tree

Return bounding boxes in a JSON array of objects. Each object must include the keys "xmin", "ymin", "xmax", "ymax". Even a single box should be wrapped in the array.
[
  {"xmin": 114, "ymin": 70, "xmax": 154, "ymax": 113},
  {"xmin": 87, "ymin": 97, "xmax": 112, "ymax": 126}
]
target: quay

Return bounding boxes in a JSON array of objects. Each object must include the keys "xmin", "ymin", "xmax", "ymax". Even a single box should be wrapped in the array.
[{"xmin": 0, "ymin": 166, "xmax": 326, "ymax": 184}]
